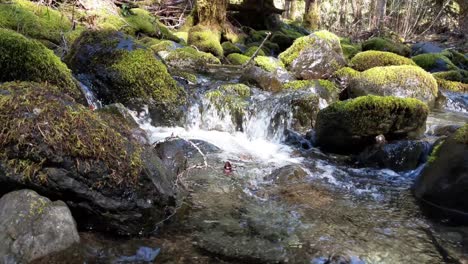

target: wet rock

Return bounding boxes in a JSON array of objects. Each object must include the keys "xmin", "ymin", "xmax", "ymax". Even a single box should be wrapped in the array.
[
  {"xmin": 429, "ymin": 124, "xmax": 462, "ymax": 137},
  {"xmin": 66, "ymin": 30, "xmax": 186, "ymax": 126},
  {"xmin": 279, "ymin": 30, "xmax": 346, "ymax": 80},
  {"xmin": 0, "ymin": 190, "xmax": 80, "ymax": 263},
  {"xmin": 165, "ymin": 47, "xmax": 221, "ymax": 72},
  {"xmin": 265, "ymin": 164, "xmax": 308, "ymax": 184},
  {"xmin": 316, "ymin": 95, "xmax": 429, "ymax": 153},
  {"xmin": 411, "ymin": 42, "xmax": 444, "ymax": 56},
  {"xmin": 241, "ymin": 65, "xmax": 293, "ymax": 92},
  {"xmin": 414, "ymin": 124, "xmax": 468, "ymax": 221},
  {"xmin": 357, "ymin": 140, "xmax": 431, "ymax": 172},
  {"xmin": 0, "ymin": 82, "xmax": 176, "ymax": 236},
  {"xmin": 285, "ymin": 129, "xmax": 315, "ymax": 150}
]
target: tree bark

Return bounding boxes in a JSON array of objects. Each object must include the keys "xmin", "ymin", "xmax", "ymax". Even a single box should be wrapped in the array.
[
  {"xmin": 303, "ymin": 0, "xmax": 320, "ymax": 30},
  {"xmin": 375, "ymin": 0, "xmax": 387, "ymax": 32},
  {"xmin": 195, "ymin": 0, "xmax": 228, "ymax": 29}
]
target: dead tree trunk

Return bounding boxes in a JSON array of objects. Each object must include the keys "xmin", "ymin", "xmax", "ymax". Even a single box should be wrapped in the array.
[{"xmin": 195, "ymin": 0, "xmax": 228, "ymax": 29}]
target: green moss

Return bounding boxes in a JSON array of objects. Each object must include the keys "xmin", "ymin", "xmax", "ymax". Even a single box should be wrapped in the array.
[
  {"xmin": 435, "ymin": 78, "xmax": 468, "ymax": 93},
  {"xmin": 428, "ymin": 141, "xmax": 444, "ymax": 163},
  {"xmin": 412, "ymin": 53, "xmax": 458, "ymax": 72},
  {"xmin": 432, "ymin": 71, "xmax": 463, "ymax": 82},
  {"xmin": 362, "ymin": 37, "xmax": 411, "ymax": 57},
  {"xmin": 284, "ymin": 79, "xmax": 338, "ymax": 100},
  {"xmin": 318, "ymin": 79, "xmax": 339, "ymax": 93},
  {"xmin": 0, "ymin": 81, "xmax": 143, "ymax": 186},
  {"xmin": 0, "ymin": 0, "xmax": 72, "ymax": 43},
  {"xmin": 333, "ymin": 67, "xmax": 360, "ymax": 80},
  {"xmin": 441, "ymin": 49, "xmax": 468, "ymax": 70},
  {"xmin": 206, "ymin": 83, "xmax": 250, "ymax": 114},
  {"xmin": 278, "ymin": 35, "xmax": 314, "ymax": 67},
  {"xmin": 188, "ymin": 25, "xmax": 223, "ymax": 57},
  {"xmin": 454, "ymin": 124, "xmax": 468, "ymax": 144},
  {"xmin": 123, "ymin": 8, "xmax": 180, "ymax": 42},
  {"xmin": 314, "ymin": 30, "xmax": 340, "ymax": 45},
  {"xmin": 341, "ymin": 43, "xmax": 361, "ymax": 60},
  {"xmin": 246, "ymin": 29, "xmax": 270, "ymax": 43},
  {"xmin": 244, "ymin": 46, "xmax": 266, "ymax": 57},
  {"xmin": 222, "ymin": 41, "xmax": 241, "ymax": 56},
  {"xmin": 139, "ymin": 36, "xmax": 161, "ymax": 46},
  {"xmin": 254, "ymin": 56, "xmax": 284, "ymax": 72},
  {"xmin": 355, "ymin": 65, "xmax": 438, "ymax": 97},
  {"xmin": 111, "ymin": 49, "xmax": 183, "ymax": 103},
  {"xmin": 150, "ymin": 40, "xmax": 176, "ymax": 52},
  {"xmin": 166, "ymin": 47, "xmax": 221, "ymax": 69},
  {"xmin": 174, "ymin": 31, "xmax": 188, "ymax": 42},
  {"xmin": 351, "ymin": 50, "xmax": 416, "ymax": 71},
  {"xmin": 171, "ymin": 70, "xmax": 197, "ymax": 84},
  {"xmin": 0, "ymin": 29, "xmax": 81, "ymax": 101},
  {"xmin": 227, "ymin": 53, "xmax": 250, "ymax": 65},
  {"xmin": 283, "ymin": 80, "xmax": 315, "ymax": 90}
]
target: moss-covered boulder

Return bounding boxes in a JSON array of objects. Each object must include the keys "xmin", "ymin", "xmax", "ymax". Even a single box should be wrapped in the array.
[
  {"xmin": 348, "ymin": 65, "xmax": 439, "ymax": 106},
  {"xmin": 0, "ymin": 29, "xmax": 81, "ymax": 101},
  {"xmin": 66, "ymin": 30, "xmax": 186, "ymax": 126},
  {"xmin": 341, "ymin": 43, "xmax": 361, "ymax": 61},
  {"xmin": 0, "ymin": 81, "xmax": 176, "ymax": 235},
  {"xmin": 241, "ymin": 65, "xmax": 294, "ymax": 92},
  {"xmin": 270, "ymin": 30, "xmax": 302, "ymax": 51},
  {"xmin": 283, "ymin": 79, "xmax": 340, "ymax": 104},
  {"xmin": 123, "ymin": 8, "xmax": 179, "ymax": 42},
  {"xmin": 436, "ymin": 78, "xmax": 468, "ymax": 93},
  {"xmin": 362, "ymin": 37, "xmax": 411, "ymax": 57},
  {"xmin": 279, "ymin": 30, "xmax": 346, "ymax": 80},
  {"xmin": 411, "ymin": 42, "xmax": 444, "ymax": 56},
  {"xmin": 254, "ymin": 56, "xmax": 285, "ymax": 72},
  {"xmin": 165, "ymin": 47, "xmax": 221, "ymax": 71},
  {"xmin": 188, "ymin": 25, "xmax": 223, "ymax": 57},
  {"xmin": 227, "ymin": 53, "xmax": 250, "ymax": 65},
  {"xmin": 0, "ymin": 0, "xmax": 72, "ymax": 44},
  {"xmin": 316, "ymin": 95, "xmax": 429, "ymax": 153},
  {"xmin": 150, "ymin": 40, "xmax": 180, "ymax": 53},
  {"xmin": 222, "ymin": 41, "xmax": 242, "ymax": 56},
  {"xmin": 432, "ymin": 70, "xmax": 465, "ymax": 83},
  {"xmin": 244, "ymin": 46, "xmax": 266, "ymax": 57},
  {"xmin": 442, "ymin": 49, "xmax": 468, "ymax": 70},
  {"xmin": 205, "ymin": 84, "xmax": 251, "ymax": 132},
  {"xmin": 412, "ymin": 53, "xmax": 458, "ymax": 73},
  {"xmin": 414, "ymin": 125, "xmax": 468, "ymax": 221},
  {"xmin": 350, "ymin": 51, "xmax": 416, "ymax": 71}
]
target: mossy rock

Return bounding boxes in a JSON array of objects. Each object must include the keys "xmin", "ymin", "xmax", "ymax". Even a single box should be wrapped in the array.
[
  {"xmin": 244, "ymin": 46, "xmax": 266, "ymax": 57},
  {"xmin": 0, "ymin": 29, "xmax": 81, "ymax": 101},
  {"xmin": 316, "ymin": 95, "xmax": 429, "ymax": 153},
  {"xmin": 348, "ymin": 65, "xmax": 439, "ymax": 105},
  {"xmin": 245, "ymin": 29, "xmax": 270, "ymax": 44},
  {"xmin": 414, "ymin": 124, "xmax": 468, "ymax": 220},
  {"xmin": 291, "ymin": 93, "xmax": 321, "ymax": 132},
  {"xmin": 341, "ymin": 43, "xmax": 361, "ymax": 61},
  {"xmin": 222, "ymin": 41, "xmax": 242, "ymax": 56},
  {"xmin": 270, "ymin": 31, "xmax": 296, "ymax": 52},
  {"xmin": 0, "ymin": 0, "xmax": 72, "ymax": 44},
  {"xmin": 205, "ymin": 83, "xmax": 251, "ymax": 131},
  {"xmin": 227, "ymin": 53, "xmax": 250, "ymax": 65},
  {"xmin": 432, "ymin": 71, "xmax": 466, "ymax": 83},
  {"xmin": 284, "ymin": 79, "xmax": 340, "ymax": 103},
  {"xmin": 66, "ymin": 30, "xmax": 186, "ymax": 125},
  {"xmin": 351, "ymin": 51, "xmax": 416, "ymax": 71},
  {"xmin": 279, "ymin": 30, "xmax": 345, "ymax": 80},
  {"xmin": 150, "ymin": 40, "xmax": 178, "ymax": 53},
  {"xmin": 362, "ymin": 37, "xmax": 411, "ymax": 57},
  {"xmin": 435, "ymin": 78, "xmax": 468, "ymax": 93},
  {"xmin": 442, "ymin": 49, "xmax": 468, "ymax": 70},
  {"xmin": 165, "ymin": 47, "xmax": 221, "ymax": 71},
  {"xmin": 254, "ymin": 56, "xmax": 284, "ymax": 72},
  {"xmin": 412, "ymin": 53, "xmax": 458, "ymax": 73},
  {"xmin": 0, "ymin": 81, "xmax": 176, "ymax": 235},
  {"xmin": 188, "ymin": 25, "xmax": 223, "ymax": 57},
  {"xmin": 174, "ymin": 31, "xmax": 188, "ymax": 43}
]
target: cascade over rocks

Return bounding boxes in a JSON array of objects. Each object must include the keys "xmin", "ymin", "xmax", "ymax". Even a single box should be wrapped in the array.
[
  {"xmin": 65, "ymin": 30, "xmax": 187, "ymax": 126},
  {"xmin": 0, "ymin": 82, "xmax": 177, "ymax": 236},
  {"xmin": 0, "ymin": 189, "xmax": 79, "ymax": 263},
  {"xmin": 316, "ymin": 95, "xmax": 429, "ymax": 153}
]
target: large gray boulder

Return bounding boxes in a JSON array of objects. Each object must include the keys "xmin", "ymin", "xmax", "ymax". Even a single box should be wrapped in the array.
[
  {"xmin": 279, "ymin": 30, "xmax": 346, "ymax": 80},
  {"xmin": 0, "ymin": 190, "xmax": 80, "ymax": 263}
]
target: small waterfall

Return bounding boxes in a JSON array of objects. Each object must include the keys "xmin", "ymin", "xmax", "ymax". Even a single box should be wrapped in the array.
[
  {"xmin": 442, "ymin": 91, "xmax": 468, "ymax": 113},
  {"xmin": 77, "ymin": 80, "xmax": 102, "ymax": 110}
]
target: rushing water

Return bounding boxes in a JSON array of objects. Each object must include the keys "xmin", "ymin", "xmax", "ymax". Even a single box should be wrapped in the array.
[{"xmin": 35, "ymin": 72, "xmax": 468, "ymax": 264}]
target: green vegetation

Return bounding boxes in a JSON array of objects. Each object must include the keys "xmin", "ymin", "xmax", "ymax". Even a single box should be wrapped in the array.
[
  {"xmin": 0, "ymin": 29, "xmax": 81, "ymax": 101},
  {"xmin": 188, "ymin": 25, "xmax": 223, "ymax": 57},
  {"xmin": 435, "ymin": 78, "xmax": 468, "ymax": 93},
  {"xmin": 362, "ymin": 37, "xmax": 411, "ymax": 57},
  {"xmin": 432, "ymin": 70, "xmax": 464, "ymax": 82},
  {"xmin": 333, "ymin": 67, "xmax": 360, "ymax": 79},
  {"xmin": 341, "ymin": 43, "xmax": 361, "ymax": 60},
  {"xmin": 454, "ymin": 124, "xmax": 468, "ymax": 144},
  {"xmin": 244, "ymin": 46, "xmax": 266, "ymax": 57},
  {"xmin": 351, "ymin": 50, "xmax": 416, "ymax": 71},
  {"xmin": 227, "ymin": 53, "xmax": 250, "ymax": 65},
  {"xmin": 222, "ymin": 41, "xmax": 241, "ymax": 56},
  {"xmin": 0, "ymin": 81, "xmax": 142, "ymax": 185},
  {"xmin": 278, "ymin": 36, "xmax": 313, "ymax": 66},
  {"xmin": 0, "ymin": 0, "xmax": 72, "ymax": 43},
  {"xmin": 166, "ymin": 47, "xmax": 221, "ymax": 69},
  {"xmin": 150, "ymin": 40, "xmax": 176, "ymax": 52},
  {"xmin": 412, "ymin": 53, "xmax": 458, "ymax": 72},
  {"xmin": 205, "ymin": 83, "xmax": 250, "ymax": 116},
  {"xmin": 428, "ymin": 141, "xmax": 444, "ymax": 163},
  {"xmin": 254, "ymin": 56, "xmax": 284, "ymax": 72}
]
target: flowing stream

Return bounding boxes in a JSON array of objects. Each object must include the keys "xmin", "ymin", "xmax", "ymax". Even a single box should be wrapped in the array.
[{"xmin": 35, "ymin": 72, "xmax": 468, "ymax": 264}]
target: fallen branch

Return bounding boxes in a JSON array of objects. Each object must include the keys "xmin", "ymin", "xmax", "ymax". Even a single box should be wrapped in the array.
[{"xmin": 242, "ymin": 31, "xmax": 272, "ymax": 68}]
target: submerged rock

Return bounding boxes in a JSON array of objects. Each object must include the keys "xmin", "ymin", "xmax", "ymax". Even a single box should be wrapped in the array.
[
  {"xmin": 66, "ymin": 30, "xmax": 186, "ymax": 126},
  {"xmin": 0, "ymin": 189, "xmax": 80, "ymax": 263},
  {"xmin": 316, "ymin": 95, "xmax": 429, "ymax": 153},
  {"xmin": 348, "ymin": 65, "xmax": 439, "ymax": 106},
  {"xmin": 414, "ymin": 124, "xmax": 468, "ymax": 221},
  {"xmin": 357, "ymin": 140, "xmax": 431, "ymax": 172},
  {"xmin": 0, "ymin": 82, "xmax": 176, "ymax": 235},
  {"xmin": 279, "ymin": 30, "xmax": 346, "ymax": 80}
]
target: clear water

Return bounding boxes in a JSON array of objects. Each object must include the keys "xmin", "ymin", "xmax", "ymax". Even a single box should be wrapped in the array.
[{"xmin": 34, "ymin": 73, "xmax": 468, "ymax": 264}]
